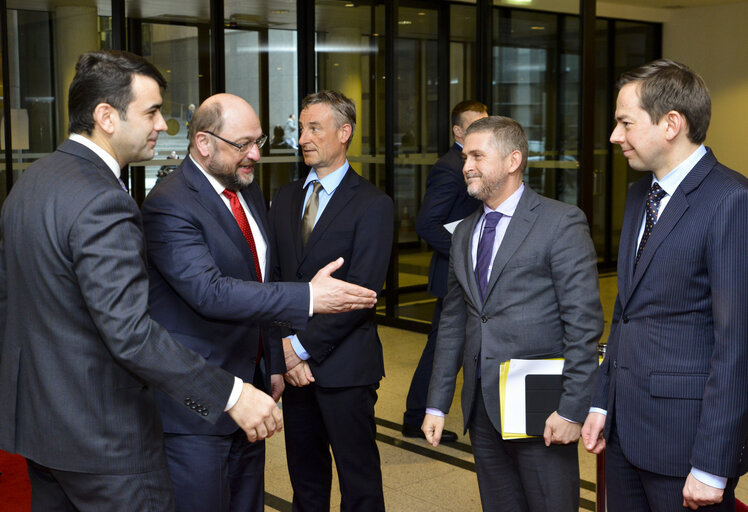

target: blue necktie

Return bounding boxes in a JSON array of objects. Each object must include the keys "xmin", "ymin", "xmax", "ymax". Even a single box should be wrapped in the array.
[
  {"xmin": 635, "ymin": 182, "xmax": 667, "ymax": 270},
  {"xmin": 474, "ymin": 212, "xmax": 502, "ymax": 301}
]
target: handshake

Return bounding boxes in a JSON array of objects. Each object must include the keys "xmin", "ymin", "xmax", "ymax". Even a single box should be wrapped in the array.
[{"xmin": 227, "ymin": 257, "xmax": 376, "ymax": 442}]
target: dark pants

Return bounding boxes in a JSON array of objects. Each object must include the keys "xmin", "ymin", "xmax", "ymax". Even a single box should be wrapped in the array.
[
  {"xmin": 403, "ymin": 298, "xmax": 443, "ymax": 427},
  {"xmin": 283, "ymin": 382, "xmax": 384, "ymax": 512},
  {"xmin": 27, "ymin": 459, "xmax": 175, "ymax": 512},
  {"xmin": 163, "ymin": 430, "xmax": 265, "ymax": 512},
  {"xmin": 468, "ymin": 389, "xmax": 580, "ymax": 512},
  {"xmin": 605, "ymin": 426, "xmax": 737, "ymax": 512}
]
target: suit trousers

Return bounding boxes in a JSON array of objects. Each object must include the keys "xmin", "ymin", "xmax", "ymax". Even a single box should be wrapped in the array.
[
  {"xmin": 26, "ymin": 459, "xmax": 175, "ymax": 512},
  {"xmin": 404, "ymin": 298, "xmax": 443, "ymax": 426},
  {"xmin": 605, "ymin": 425, "xmax": 737, "ymax": 512},
  {"xmin": 282, "ymin": 382, "xmax": 384, "ymax": 512},
  {"xmin": 469, "ymin": 387, "xmax": 579, "ymax": 512}
]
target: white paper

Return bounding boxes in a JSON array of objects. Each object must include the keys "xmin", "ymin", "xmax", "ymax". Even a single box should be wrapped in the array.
[
  {"xmin": 443, "ymin": 218, "xmax": 464, "ymax": 234},
  {"xmin": 502, "ymin": 358, "xmax": 564, "ymax": 435}
]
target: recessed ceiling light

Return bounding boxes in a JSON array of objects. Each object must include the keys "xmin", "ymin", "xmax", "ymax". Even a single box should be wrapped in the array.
[
  {"xmin": 531, "ymin": 26, "xmax": 545, "ymax": 30},
  {"xmin": 398, "ymin": 20, "xmax": 412, "ymax": 25},
  {"xmin": 271, "ymin": 9, "xmax": 289, "ymax": 14}
]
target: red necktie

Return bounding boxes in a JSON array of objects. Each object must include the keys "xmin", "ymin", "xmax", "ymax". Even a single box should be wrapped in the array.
[
  {"xmin": 222, "ymin": 189, "xmax": 263, "ymax": 283},
  {"xmin": 223, "ymin": 189, "xmax": 264, "ymax": 363}
]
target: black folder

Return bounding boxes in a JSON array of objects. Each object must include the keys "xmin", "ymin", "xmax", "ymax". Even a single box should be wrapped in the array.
[{"xmin": 524, "ymin": 374, "xmax": 563, "ymax": 436}]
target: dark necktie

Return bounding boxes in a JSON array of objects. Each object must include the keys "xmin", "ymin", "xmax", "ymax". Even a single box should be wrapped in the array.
[
  {"xmin": 474, "ymin": 212, "xmax": 503, "ymax": 301},
  {"xmin": 301, "ymin": 181, "xmax": 323, "ymax": 248},
  {"xmin": 635, "ymin": 182, "xmax": 667, "ymax": 268},
  {"xmin": 222, "ymin": 190, "xmax": 263, "ymax": 283}
]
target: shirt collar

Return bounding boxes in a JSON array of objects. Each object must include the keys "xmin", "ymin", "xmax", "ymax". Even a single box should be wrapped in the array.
[
  {"xmin": 69, "ymin": 133, "xmax": 121, "ymax": 178},
  {"xmin": 483, "ymin": 182, "xmax": 525, "ymax": 218},
  {"xmin": 303, "ymin": 160, "xmax": 349, "ymax": 194},
  {"xmin": 190, "ymin": 154, "xmax": 229, "ymax": 196},
  {"xmin": 653, "ymin": 144, "xmax": 706, "ymax": 196}
]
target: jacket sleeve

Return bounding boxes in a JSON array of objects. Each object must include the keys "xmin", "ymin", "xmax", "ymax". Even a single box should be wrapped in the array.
[{"xmin": 415, "ymin": 158, "xmax": 462, "ymax": 258}]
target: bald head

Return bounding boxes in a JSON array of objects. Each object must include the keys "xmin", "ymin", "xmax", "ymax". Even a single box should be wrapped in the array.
[{"xmin": 189, "ymin": 93, "xmax": 264, "ymax": 190}]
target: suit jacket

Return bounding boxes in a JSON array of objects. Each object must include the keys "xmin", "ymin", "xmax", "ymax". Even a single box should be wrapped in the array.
[
  {"xmin": 268, "ymin": 166, "xmax": 394, "ymax": 387},
  {"xmin": 0, "ymin": 140, "xmax": 234, "ymax": 474},
  {"xmin": 428, "ymin": 185, "xmax": 603, "ymax": 434},
  {"xmin": 591, "ymin": 148, "xmax": 748, "ymax": 478},
  {"xmin": 141, "ymin": 157, "xmax": 311, "ymax": 435},
  {"xmin": 416, "ymin": 143, "xmax": 481, "ymax": 298}
]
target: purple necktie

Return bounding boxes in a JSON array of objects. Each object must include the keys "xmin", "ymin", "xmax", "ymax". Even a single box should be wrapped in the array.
[
  {"xmin": 635, "ymin": 182, "xmax": 667, "ymax": 270},
  {"xmin": 474, "ymin": 212, "xmax": 502, "ymax": 301}
]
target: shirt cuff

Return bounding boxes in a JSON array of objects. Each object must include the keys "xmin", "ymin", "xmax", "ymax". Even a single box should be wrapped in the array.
[
  {"xmin": 426, "ymin": 408, "xmax": 445, "ymax": 418},
  {"xmin": 224, "ymin": 376, "xmax": 244, "ymax": 412},
  {"xmin": 589, "ymin": 407, "xmax": 608, "ymax": 416},
  {"xmin": 558, "ymin": 414, "xmax": 579, "ymax": 424},
  {"xmin": 690, "ymin": 468, "xmax": 727, "ymax": 489},
  {"xmin": 290, "ymin": 334, "xmax": 310, "ymax": 361},
  {"xmin": 308, "ymin": 283, "xmax": 313, "ymax": 317}
]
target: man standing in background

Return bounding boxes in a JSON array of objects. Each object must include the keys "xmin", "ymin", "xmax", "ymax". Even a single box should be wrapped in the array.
[
  {"xmin": 269, "ymin": 90, "xmax": 393, "ymax": 512},
  {"xmin": 402, "ymin": 100, "xmax": 487, "ymax": 441}
]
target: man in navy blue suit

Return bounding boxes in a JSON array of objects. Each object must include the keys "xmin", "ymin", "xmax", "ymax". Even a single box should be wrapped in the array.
[
  {"xmin": 401, "ymin": 100, "xmax": 487, "ymax": 440},
  {"xmin": 582, "ymin": 60, "xmax": 748, "ymax": 511},
  {"xmin": 141, "ymin": 93, "xmax": 378, "ymax": 512}
]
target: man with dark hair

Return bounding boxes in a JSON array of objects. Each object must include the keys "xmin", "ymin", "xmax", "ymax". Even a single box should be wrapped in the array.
[
  {"xmin": 268, "ymin": 90, "xmax": 394, "ymax": 512},
  {"xmin": 582, "ymin": 59, "xmax": 748, "ymax": 511},
  {"xmin": 423, "ymin": 116, "xmax": 602, "ymax": 512},
  {"xmin": 142, "ymin": 93, "xmax": 379, "ymax": 512},
  {"xmin": 402, "ymin": 100, "xmax": 487, "ymax": 440},
  {"xmin": 0, "ymin": 51, "xmax": 367, "ymax": 511}
]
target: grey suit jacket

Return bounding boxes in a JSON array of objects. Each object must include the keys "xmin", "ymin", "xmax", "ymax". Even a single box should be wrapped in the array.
[
  {"xmin": 427, "ymin": 185, "xmax": 603, "ymax": 434},
  {"xmin": 0, "ymin": 140, "xmax": 234, "ymax": 474}
]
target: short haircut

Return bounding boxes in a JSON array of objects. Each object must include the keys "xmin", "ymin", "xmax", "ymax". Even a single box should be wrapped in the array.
[
  {"xmin": 188, "ymin": 101, "xmax": 224, "ymax": 147},
  {"xmin": 68, "ymin": 50, "xmax": 166, "ymax": 135},
  {"xmin": 617, "ymin": 59, "xmax": 711, "ymax": 144},
  {"xmin": 465, "ymin": 116, "xmax": 528, "ymax": 172},
  {"xmin": 451, "ymin": 100, "xmax": 488, "ymax": 129},
  {"xmin": 301, "ymin": 90, "xmax": 356, "ymax": 148}
]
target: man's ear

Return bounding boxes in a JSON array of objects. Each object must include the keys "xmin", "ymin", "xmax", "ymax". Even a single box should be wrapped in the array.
[
  {"xmin": 452, "ymin": 124, "xmax": 462, "ymax": 142},
  {"xmin": 506, "ymin": 149, "xmax": 523, "ymax": 175},
  {"xmin": 339, "ymin": 123, "xmax": 353, "ymax": 145},
  {"xmin": 193, "ymin": 131, "xmax": 213, "ymax": 158},
  {"xmin": 663, "ymin": 110, "xmax": 685, "ymax": 142},
  {"xmin": 92, "ymin": 103, "xmax": 117, "ymax": 135}
]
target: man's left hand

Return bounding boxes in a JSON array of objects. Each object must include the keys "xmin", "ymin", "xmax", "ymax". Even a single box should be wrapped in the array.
[
  {"xmin": 683, "ymin": 473, "xmax": 724, "ymax": 510},
  {"xmin": 282, "ymin": 337, "xmax": 303, "ymax": 371},
  {"xmin": 543, "ymin": 411, "xmax": 581, "ymax": 446}
]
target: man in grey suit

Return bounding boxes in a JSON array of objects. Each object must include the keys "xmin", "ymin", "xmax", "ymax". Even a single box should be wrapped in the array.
[
  {"xmin": 0, "ymin": 50, "xmax": 375, "ymax": 511},
  {"xmin": 582, "ymin": 60, "xmax": 748, "ymax": 511},
  {"xmin": 422, "ymin": 116, "xmax": 603, "ymax": 511}
]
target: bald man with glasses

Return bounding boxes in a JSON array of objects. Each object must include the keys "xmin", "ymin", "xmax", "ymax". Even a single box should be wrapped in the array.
[{"xmin": 140, "ymin": 93, "xmax": 379, "ymax": 512}]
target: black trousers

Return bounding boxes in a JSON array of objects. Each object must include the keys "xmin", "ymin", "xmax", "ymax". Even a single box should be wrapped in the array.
[
  {"xmin": 282, "ymin": 382, "xmax": 384, "ymax": 512},
  {"xmin": 468, "ymin": 388, "xmax": 580, "ymax": 512}
]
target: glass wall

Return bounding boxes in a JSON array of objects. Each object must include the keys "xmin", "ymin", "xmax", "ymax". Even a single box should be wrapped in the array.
[{"xmin": 0, "ymin": 0, "xmax": 661, "ymax": 330}]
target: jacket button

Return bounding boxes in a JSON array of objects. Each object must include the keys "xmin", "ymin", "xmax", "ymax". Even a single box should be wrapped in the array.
[
  {"xmin": 201, "ymin": 410, "xmax": 209, "ymax": 416},
  {"xmin": 481, "ymin": 316, "xmax": 487, "ymax": 323},
  {"xmin": 296, "ymin": 272, "xmax": 303, "ymax": 279},
  {"xmin": 622, "ymin": 315, "xmax": 629, "ymax": 324},
  {"xmin": 184, "ymin": 398, "xmax": 193, "ymax": 406}
]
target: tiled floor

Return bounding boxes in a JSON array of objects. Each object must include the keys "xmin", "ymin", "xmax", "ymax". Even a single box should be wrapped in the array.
[{"xmin": 264, "ymin": 275, "xmax": 748, "ymax": 511}]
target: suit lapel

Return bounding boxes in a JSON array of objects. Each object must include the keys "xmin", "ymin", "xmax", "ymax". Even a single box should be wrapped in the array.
[
  {"xmin": 241, "ymin": 186, "xmax": 269, "ymax": 279},
  {"xmin": 181, "ymin": 159, "xmax": 257, "ymax": 275},
  {"xmin": 617, "ymin": 180, "xmax": 647, "ymax": 307},
  {"xmin": 300, "ymin": 167, "xmax": 358, "ymax": 263},
  {"xmin": 289, "ymin": 181, "xmax": 307, "ymax": 263},
  {"xmin": 458, "ymin": 209, "xmax": 484, "ymax": 308},
  {"xmin": 481, "ymin": 186, "xmax": 540, "ymax": 307}
]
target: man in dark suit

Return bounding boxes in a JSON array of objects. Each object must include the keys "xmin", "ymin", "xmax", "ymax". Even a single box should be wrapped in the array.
[
  {"xmin": 268, "ymin": 90, "xmax": 394, "ymax": 512},
  {"xmin": 423, "ymin": 116, "xmax": 603, "ymax": 511},
  {"xmin": 141, "ymin": 93, "xmax": 379, "ymax": 512},
  {"xmin": 402, "ymin": 100, "xmax": 487, "ymax": 441},
  {"xmin": 0, "ymin": 51, "xmax": 287, "ymax": 511},
  {"xmin": 582, "ymin": 60, "xmax": 748, "ymax": 511}
]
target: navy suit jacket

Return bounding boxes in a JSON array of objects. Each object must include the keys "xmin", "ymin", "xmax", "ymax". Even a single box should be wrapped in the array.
[
  {"xmin": 142, "ymin": 157, "xmax": 310, "ymax": 435},
  {"xmin": 592, "ymin": 148, "xmax": 748, "ymax": 478},
  {"xmin": 0, "ymin": 141, "xmax": 234, "ymax": 473},
  {"xmin": 268, "ymin": 166, "xmax": 394, "ymax": 388},
  {"xmin": 416, "ymin": 143, "xmax": 481, "ymax": 298}
]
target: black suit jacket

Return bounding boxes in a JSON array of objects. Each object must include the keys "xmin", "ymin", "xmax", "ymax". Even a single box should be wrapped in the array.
[
  {"xmin": 268, "ymin": 166, "xmax": 394, "ymax": 387},
  {"xmin": 142, "ymin": 157, "xmax": 311, "ymax": 435},
  {"xmin": 592, "ymin": 148, "xmax": 748, "ymax": 478},
  {"xmin": 416, "ymin": 143, "xmax": 481, "ymax": 298},
  {"xmin": 0, "ymin": 140, "xmax": 233, "ymax": 474}
]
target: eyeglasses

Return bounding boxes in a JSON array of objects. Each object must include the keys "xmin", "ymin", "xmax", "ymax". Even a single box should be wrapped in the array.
[{"xmin": 204, "ymin": 131, "xmax": 267, "ymax": 152}]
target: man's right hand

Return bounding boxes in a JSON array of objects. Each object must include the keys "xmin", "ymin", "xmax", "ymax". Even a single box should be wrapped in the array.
[
  {"xmin": 581, "ymin": 412, "xmax": 607, "ymax": 454},
  {"xmin": 422, "ymin": 414, "xmax": 445, "ymax": 447},
  {"xmin": 311, "ymin": 258, "xmax": 377, "ymax": 314},
  {"xmin": 227, "ymin": 383, "xmax": 283, "ymax": 443}
]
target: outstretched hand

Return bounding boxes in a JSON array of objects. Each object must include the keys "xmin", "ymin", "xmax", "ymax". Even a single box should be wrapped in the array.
[{"xmin": 311, "ymin": 258, "xmax": 377, "ymax": 314}]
